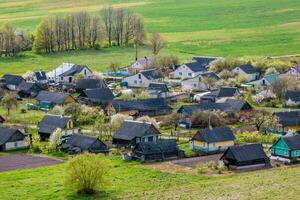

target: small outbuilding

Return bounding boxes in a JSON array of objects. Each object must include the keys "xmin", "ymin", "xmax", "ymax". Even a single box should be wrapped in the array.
[
  {"xmin": 132, "ymin": 140, "xmax": 184, "ymax": 162},
  {"xmin": 220, "ymin": 144, "xmax": 270, "ymax": 170},
  {"xmin": 61, "ymin": 134, "xmax": 108, "ymax": 154}
]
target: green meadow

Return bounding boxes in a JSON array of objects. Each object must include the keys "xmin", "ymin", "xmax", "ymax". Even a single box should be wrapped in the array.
[
  {"xmin": 1, "ymin": 0, "xmax": 300, "ymax": 74},
  {"xmin": 1, "ymin": 157, "xmax": 300, "ymax": 200}
]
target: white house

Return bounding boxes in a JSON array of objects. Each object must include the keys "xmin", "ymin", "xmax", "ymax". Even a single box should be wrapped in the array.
[
  {"xmin": 181, "ymin": 72, "xmax": 220, "ymax": 91},
  {"xmin": 285, "ymin": 65, "xmax": 300, "ymax": 77},
  {"xmin": 170, "ymin": 62, "xmax": 208, "ymax": 79},
  {"xmin": 232, "ymin": 64, "xmax": 260, "ymax": 82},
  {"xmin": 147, "ymin": 83, "xmax": 170, "ymax": 98},
  {"xmin": 47, "ymin": 63, "xmax": 93, "ymax": 83},
  {"xmin": 123, "ymin": 69, "xmax": 163, "ymax": 88}
]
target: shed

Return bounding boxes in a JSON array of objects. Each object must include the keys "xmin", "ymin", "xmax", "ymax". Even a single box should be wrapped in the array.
[
  {"xmin": 0, "ymin": 127, "xmax": 27, "ymax": 151},
  {"xmin": 220, "ymin": 144, "xmax": 270, "ymax": 170},
  {"xmin": 36, "ymin": 90, "xmax": 75, "ymax": 106},
  {"xmin": 75, "ymin": 78, "xmax": 107, "ymax": 92}
]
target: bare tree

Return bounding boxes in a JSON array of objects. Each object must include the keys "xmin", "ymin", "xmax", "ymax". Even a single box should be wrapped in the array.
[
  {"xmin": 101, "ymin": 6, "xmax": 114, "ymax": 46},
  {"xmin": 132, "ymin": 15, "xmax": 146, "ymax": 61},
  {"xmin": 150, "ymin": 33, "xmax": 165, "ymax": 55}
]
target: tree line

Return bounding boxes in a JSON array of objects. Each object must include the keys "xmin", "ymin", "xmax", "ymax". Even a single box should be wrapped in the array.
[{"xmin": 0, "ymin": 6, "xmax": 157, "ymax": 57}]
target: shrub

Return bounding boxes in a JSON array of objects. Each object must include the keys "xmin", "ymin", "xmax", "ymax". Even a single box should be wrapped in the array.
[
  {"xmin": 65, "ymin": 154, "xmax": 111, "ymax": 194},
  {"xmin": 236, "ymin": 131, "xmax": 279, "ymax": 144},
  {"xmin": 48, "ymin": 128, "xmax": 63, "ymax": 151},
  {"xmin": 49, "ymin": 105, "xmax": 64, "ymax": 115}
]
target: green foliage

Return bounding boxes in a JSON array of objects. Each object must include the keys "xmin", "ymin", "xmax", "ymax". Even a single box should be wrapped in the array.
[
  {"xmin": 191, "ymin": 110, "xmax": 227, "ymax": 128},
  {"xmin": 65, "ymin": 154, "xmax": 111, "ymax": 194},
  {"xmin": 197, "ymin": 161, "xmax": 228, "ymax": 175},
  {"xmin": 236, "ymin": 131, "xmax": 279, "ymax": 144},
  {"xmin": 1, "ymin": 92, "xmax": 18, "ymax": 115}
]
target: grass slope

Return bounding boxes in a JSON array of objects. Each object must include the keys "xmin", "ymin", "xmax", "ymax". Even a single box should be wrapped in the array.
[
  {"xmin": 0, "ymin": 158, "xmax": 300, "ymax": 199},
  {"xmin": 1, "ymin": 0, "xmax": 300, "ymax": 57}
]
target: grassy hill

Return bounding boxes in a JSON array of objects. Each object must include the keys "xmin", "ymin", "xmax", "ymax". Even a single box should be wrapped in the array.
[
  {"xmin": 1, "ymin": 0, "xmax": 300, "ymax": 74},
  {"xmin": 1, "ymin": 157, "xmax": 300, "ymax": 200}
]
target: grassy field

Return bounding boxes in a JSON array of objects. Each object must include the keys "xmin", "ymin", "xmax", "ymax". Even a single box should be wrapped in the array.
[
  {"xmin": 1, "ymin": 0, "xmax": 300, "ymax": 75},
  {"xmin": 1, "ymin": 157, "xmax": 300, "ymax": 200}
]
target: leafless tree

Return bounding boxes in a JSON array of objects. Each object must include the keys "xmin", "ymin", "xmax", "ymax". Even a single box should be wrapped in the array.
[{"xmin": 150, "ymin": 33, "xmax": 165, "ymax": 55}]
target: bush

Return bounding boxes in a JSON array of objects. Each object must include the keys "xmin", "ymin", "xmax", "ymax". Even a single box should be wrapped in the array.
[{"xmin": 65, "ymin": 154, "xmax": 111, "ymax": 194}]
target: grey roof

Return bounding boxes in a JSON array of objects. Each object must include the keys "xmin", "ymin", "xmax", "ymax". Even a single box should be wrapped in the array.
[
  {"xmin": 238, "ymin": 64, "xmax": 259, "ymax": 74},
  {"xmin": 76, "ymin": 78, "xmax": 107, "ymax": 90},
  {"xmin": 65, "ymin": 134, "xmax": 108, "ymax": 151},
  {"xmin": 148, "ymin": 83, "xmax": 169, "ymax": 92},
  {"xmin": 3, "ymin": 74, "xmax": 25, "ymax": 86},
  {"xmin": 36, "ymin": 91, "xmax": 72, "ymax": 104},
  {"xmin": 285, "ymin": 90, "xmax": 300, "ymax": 102},
  {"xmin": 38, "ymin": 115, "xmax": 71, "ymax": 134},
  {"xmin": 192, "ymin": 57, "xmax": 217, "ymax": 67},
  {"xmin": 134, "ymin": 140, "xmax": 179, "ymax": 155},
  {"xmin": 114, "ymin": 120, "xmax": 160, "ymax": 141},
  {"xmin": 34, "ymin": 71, "xmax": 47, "ymax": 81},
  {"xmin": 0, "ymin": 127, "xmax": 24, "ymax": 145},
  {"xmin": 192, "ymin": 127, "xmax": 235, "ymax": 143},
  {"xmin": 216, "ymin": 87, "xmax": 239, "ymax": 98},
  {"xmin": 140, "ymin": 69, "xmax": 163, "ymax": 80},
  {"xmin": 282, "ymin": 135, "xmax": 300, "ymax": 150},
  {"xmin": 275, "ymin": 111, "xmax": 300, "ymax": 127},
  {"xmin": 79, "ymin": 88, "xmax": 114, "ymax": 102},
  {"xmin": 60, "ymin": 65, "xmax": 88, "ymax": 77},
  {"xmin": 112, "ymin": 98, "xmax": 171, "ymax": 113},
  {"xmin": 221, "ymin": 144, "xmax": 268, "ymax": 162},
  {"xmin": 184, "ymin": 62, "xmax": 207, "ymax": 72},
  {"xmin": 200, "ymin": 72, "xmax": 220, "ymax": 80},
  {"xmin": 18, "ymin": 82, "xmax": 41, "ymax": 93}
]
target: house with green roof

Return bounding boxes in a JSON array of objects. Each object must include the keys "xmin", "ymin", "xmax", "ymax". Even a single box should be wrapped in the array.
[
  {"xmin": 246, "ymin": 74, "xmax": 278, "ymax": 87},
  {"xmin": 270, "ymin": 135, "xmax": 300, "ymax": 162}
]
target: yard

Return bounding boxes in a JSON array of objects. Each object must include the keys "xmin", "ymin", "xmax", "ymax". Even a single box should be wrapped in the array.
[{"xmin": 0, "ymin": 156, "xmax": 300, "ymax": 199}]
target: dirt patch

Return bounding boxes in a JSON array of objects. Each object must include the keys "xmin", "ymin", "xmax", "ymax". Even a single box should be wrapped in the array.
[
  {"xmin": 0, "ymin": 153, "xmax": 63, "ymax": 172},
  {"xmin": 141, "ymin": 162, "xmax": 197, "ymax": 175},
  {"xmin": 171, "ymin": 154, "xmax": 223, "ymax": 168}
]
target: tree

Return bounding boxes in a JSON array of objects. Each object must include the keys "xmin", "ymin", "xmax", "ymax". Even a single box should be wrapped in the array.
[
  {"xmin": 202, "ymin": 77, "xmax": 216, "ymax": 90},
  {"xmin": 93, "ymin": 111, "xmax": 107, "ymax": 135},
  {"xmin": 1, "ymin": 92, "xmax": 18, "ymax": 115},
  {"xmin": 49, "ymin": 128, "xmax": 63, "ymax": 151},
  {"xmin": 265, "ymin": 67, "xmax": 277, "ymax": 75},
  {"xmin": 64, "ymin": 103, "xmax": 81, "ymax": 123},
  {"xmin": 110, "ymin": 114, "xmax": 133, "ymax": 132},
  {"xmin": 101, "ymin": 6, "xmax": 114, "ymax": 46},
  {"xmin": 136, "ymin": 116, "xmax": 159, "ymax": 129},
  {"xmin": 49, "ymin": 105, "xmax": 64, "ymax": 115},
  {"xmin": 109, "ymin": 62, "xmax": 121, "ymax": 74},
  {"xmin": 152, "ymin": 55, "xmax": 179, "ymax": 72},
  {"xmin": 65, "ymin": 154, "xmax": 111, "ymax": 194},
  {"xmin": 132, "ymin": 15, "xmax": 145, "ymax": 61},
  {"xmin": 150, "ymin": 33, "xmax": 165, "ymax": 55},
  {"xmin": 271, "ymin": 76, "xmax": 299, "ymax": 99},
  {"xmin": 191, "ymin": 110, "xmax": 227, "ymax": 128},
  {"xmin": 160, "ymin": 112, "xmax": 180, "ymax": 130},
  {"xmin": 252, "ymin": 110, "xmax": 277, "ymax": 131},
  {"xmin": 22, "ymin": 70, "xmax": 35, "ymax": 81}
]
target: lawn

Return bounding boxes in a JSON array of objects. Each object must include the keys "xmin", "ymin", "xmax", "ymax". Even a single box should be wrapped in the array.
[
  {"xmin": 1, "ymin": 156, "xmax": 300, "ymax": 199},
  {"xmin": 1, "ymin": 0, "xmax": 300, "ymax": 75}
]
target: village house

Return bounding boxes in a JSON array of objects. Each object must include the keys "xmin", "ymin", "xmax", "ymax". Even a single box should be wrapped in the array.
[
  {"xmin": 38, "ymin": 114, "xmax": 78, "ymax": 141},
  {"xmin": 170, "ymin": 61, "xmax": 207, "ymax": 79},
  {"xmin": 270, "ymin": 135, "xmax": 300, "ymax": 162},
  {"xmin": 200, "ymin": 87, "xmax": 240, "ymax": 102},
  {"xmin": 0, "ymin": 127, "xmax": 28, "ymax": 151},
  {"xmin": 190, "ymin": 127, "xmax": 235, "ymax": 153},
  {"xmin": 33, "ymin": 71, "xmax": 48, "ymax": 84},
  {"xmin": 78, "ymin": 88, "xmax": 114, "ymax": 110},
  {"xmin": 17, "ymin": 81, "xmax": 42, "ymax": 98},
  {"xmin": 220, "ymin": 144, "xmax": 270, "ymax": 170},
  {"xmin": 35, "ymin": 91, "xmax": 75, "ymax": 109},
  {"xmin": 46, "ymin": 63, "xmax": 93, "ymax": 83},
  {"xmin": 283, "ymin": 90, "xmax": 300, "ymax": 107},
  {"xmin": 246, "ymin": 74, "xmax": 278, "ymax": 87},
  {"xmin": 75, "ymin": 78, "xmax": 107, "ymax": 93},
  {"xmin": 1, "ymin": 74, "xmax": 25, "ymax": 91},
  {"xmin": 274, "ymin": 111, "xmax": 300, "ymax": 134},
  {"xmin": 147, "ymin": 83, "xmax": 170, "ymax": 98},
  {"xmin": 112, "ymin": 98, "xmax": 171, "ymax": 117},
  {"xmin": 192, "ymin": 57, "xmax": 220, "ymax": 65},
  {"xmin": 127, "ymin": 57, "xmax": 152, "ymax": 75},
  {"xmin": 285, "ymin": 65, "xmax": 300, "ymax": 77},
  {"xmin": 132, "ymin": 140, "xmax": 184, "ymax": 162},
  {"xmin": 232, "ymin": 64, "xmax": 260, "ymax": 82},
  {"xmin": 61, "ymin": 134, "xmax": 109, "ymax": 155},
  {"xmin": 122, "ymin": 69, "xmax": 163, "ymax": 88},
  {"xmin": 181, "ymin": 72, "xmax": 220, "ymax": 91},
  {"xmin": 113, "ymin": 120, "xmax": 160, "ymax": 148}
]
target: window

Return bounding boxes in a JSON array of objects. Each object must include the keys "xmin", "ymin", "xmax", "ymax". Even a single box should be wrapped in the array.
[
  {"xmin": 138, "ymin": 74, "xmax": 142, "ymax": 79},
  {"xmin": 148, "ymin": 136, "xmax": 153, "ymax": 142},
  {"xmin": 188, "ymin": 73, "xmax": 192, "ymax": 76},
  {"xmin": 296, "ymin": 150, "xmax": 299, "ymax": 156},
  {"xmin": 14, "ymin": 142, "xmax": 18, "ymax": 147},
  {"xmin": 179, "ymin": 72, "xmax": 182, "ymax": 76},
  {"xmin": 285, "ymin": 149, "xmax": 289, "ymax": 156},
  {"xmin": 61, "ymin": 77, "xmax": 63, "ymax": 80},
  {"xmin": 134, "ymin": 80, "xmax": 137, "ymax": 84},
  {"xmin": 84, "ymin": 69, "xmax": 87, "ymax": 75},
  {"xmin": 141, "ymin": 138, "xmax": 145, "ymax": 142},
  {"xmin": 193, "ymin": 84, "xmax": 197, "ymax": 87}
]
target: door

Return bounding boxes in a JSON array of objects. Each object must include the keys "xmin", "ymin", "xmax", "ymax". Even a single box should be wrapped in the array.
[{"xmin": 69, "ymin": 77, "xmax": 72, "ymax": 83}]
